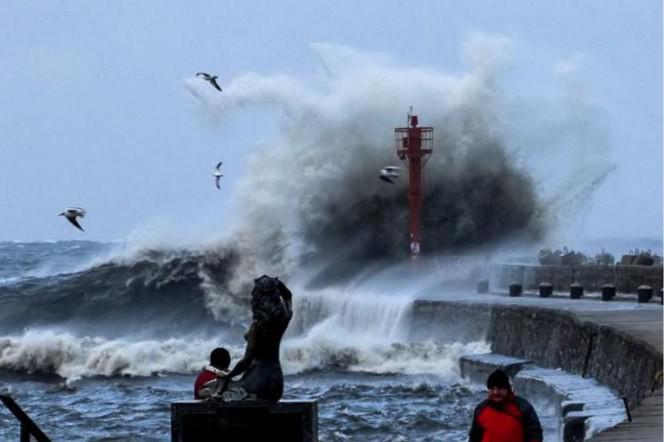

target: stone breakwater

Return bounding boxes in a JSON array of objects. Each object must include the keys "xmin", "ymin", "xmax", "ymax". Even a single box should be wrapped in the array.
[{"xmin": 410, "ymin": 300, "xmax": 662, "ymax": 408}]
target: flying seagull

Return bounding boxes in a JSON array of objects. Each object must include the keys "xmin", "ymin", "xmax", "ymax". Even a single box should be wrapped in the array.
[
  {"xmin": 59, "ymin": 207, "xmax": 86, "ymax": 232},
  {"xmin": 379, "ymin": 166, "xmax": 401, "ymax": 184},
  {"xmin": 196, "ymin": 72, "xmax": 223, "ymax": 92},
  {"xmin": 213, "ymin": 161, "xmax": 224, "ymax": 189}
]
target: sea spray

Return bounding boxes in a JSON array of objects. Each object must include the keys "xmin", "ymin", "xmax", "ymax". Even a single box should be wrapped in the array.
[
  {"xmin": 282, "ymin": 284, "xmax": 489, "ymax": 376},
  {"xmin": 0, "ymin": 280, "xmax": 490, "ymax": 381}
]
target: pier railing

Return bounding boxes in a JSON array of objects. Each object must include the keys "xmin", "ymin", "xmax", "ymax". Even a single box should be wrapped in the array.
[{"xmin": 0, "ymin": 394, "xmax": 51, "ymax": 442}]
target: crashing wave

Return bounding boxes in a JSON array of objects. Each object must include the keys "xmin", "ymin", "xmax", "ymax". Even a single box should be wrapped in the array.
[{"xmin": 0, "ymin": 245, "xmax": 248, "ymax": 335}]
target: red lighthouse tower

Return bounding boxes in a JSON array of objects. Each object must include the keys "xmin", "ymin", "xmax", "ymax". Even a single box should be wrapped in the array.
[{"xmin": 395, "ymin": 111, "xmax": 433, "ymax": 258}]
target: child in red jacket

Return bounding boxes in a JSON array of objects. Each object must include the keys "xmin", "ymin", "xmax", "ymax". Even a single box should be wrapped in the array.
[{"xmin": 194, "ymin": 347, "xmax": 231, "ymax": 400}]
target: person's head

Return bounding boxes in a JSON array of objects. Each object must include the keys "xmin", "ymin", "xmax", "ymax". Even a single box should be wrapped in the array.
[
  {"xmin": 209, "ymin": 347, "xmax": 230, "ymax": 370},
  {"xmin": 486, "ymin": 369, "xmax": 511, "ymax": 402}
]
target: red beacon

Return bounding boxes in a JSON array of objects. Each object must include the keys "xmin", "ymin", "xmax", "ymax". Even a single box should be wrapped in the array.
[{"xmin": 394, "ymin": 111, "xmax": 433, "ymax": 258}]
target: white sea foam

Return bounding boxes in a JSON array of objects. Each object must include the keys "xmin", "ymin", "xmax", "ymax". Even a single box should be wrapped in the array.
[
  {"xmin": 0, "ymin": 283, "xmax": 490, "ymax": 381},
  {"xmin": 0, "ymin": 329, "xmax": 487, "ymax": 382},
  {"xmin": 0, "ymin": 330, "xmax": 244, "ymax": 381},
  {"xmin": 282, "ymin": 284, "xmax": 490, "ymax": 376}
]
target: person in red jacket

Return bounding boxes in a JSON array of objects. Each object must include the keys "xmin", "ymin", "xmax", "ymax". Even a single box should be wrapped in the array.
[
  {"xmin": 194, "ymin": 347, "xmax": 231, "ymax": 400},
  {"xmin": 468, "ymin": 369, "xmax": 543, "ymax": 442}
]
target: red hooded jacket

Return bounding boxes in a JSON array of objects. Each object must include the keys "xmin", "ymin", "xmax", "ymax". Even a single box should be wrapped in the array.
[
  {"xmin": 468, "ymin": 392, "xmax": 543, "ymax": 442},
  {"xmin": 194, "ymin": 365, "xmax": 229, "ymax": 400}
]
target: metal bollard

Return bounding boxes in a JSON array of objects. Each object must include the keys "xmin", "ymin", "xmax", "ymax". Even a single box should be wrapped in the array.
[
  {"xmin": 637, "ymin": 285, "xmax": 653, "ymax": 303},
  {"xmin": 509, "ymin": 283, "xmax": 522, "ymax": 297},
  {"xmin": 569, "ymin": 283, "xmax": 583, "ymax": 299},
  {"xmin": 476, "ymin": 280, "xmax": 489, "ymax": 294},
  {"xmin": 601, "ymin": 284, "xmax": 616, "ymax": 301},
  {"xmin": 539, "ymin": 282, "xmax": 553, "ymax": 298},
  {"xmin": 622, "ymin": 397, "xmax": 632, "ymax": 422}
]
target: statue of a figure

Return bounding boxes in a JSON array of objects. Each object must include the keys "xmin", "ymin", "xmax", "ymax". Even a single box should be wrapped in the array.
[{"xmin": 219, "ymin": 275, "xmax": 293, "ymax": 401}]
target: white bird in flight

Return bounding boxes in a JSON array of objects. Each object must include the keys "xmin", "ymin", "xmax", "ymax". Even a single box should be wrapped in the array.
[
  {"xmin": 196, "ymin": 72, "xmax": 223, "ymax": 92},
  {"xmin": 379, "ymin": 166, "xmax": 401, "ymax": 184},
  {"xmin": 213, "ymin": 161, "xmax": 224, "ymax": 189},
  {"xmin": 59, "ymin": 207, "xmax": 86, "ymax": 231}
]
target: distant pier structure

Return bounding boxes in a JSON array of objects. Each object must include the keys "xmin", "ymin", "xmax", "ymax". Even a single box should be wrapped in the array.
[{"xmin": 395, "ymin": 111, "xmax": 433, "ymax": 258}]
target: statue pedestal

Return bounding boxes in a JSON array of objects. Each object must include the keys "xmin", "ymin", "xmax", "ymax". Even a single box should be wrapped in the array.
[{"xmin": 171, "ymin": 400, "xmax": 318, "ymax": 442}]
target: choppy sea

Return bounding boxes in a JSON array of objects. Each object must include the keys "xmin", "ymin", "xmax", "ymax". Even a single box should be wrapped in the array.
[{"xmin": 3, "ymin": 239, "xmax": 645, "ymax": 441}]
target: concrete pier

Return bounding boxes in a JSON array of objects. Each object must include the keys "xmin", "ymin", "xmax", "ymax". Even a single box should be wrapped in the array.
[{"xmin": 575, "ymin": 309, "xmax": 662, "ymax": 441}]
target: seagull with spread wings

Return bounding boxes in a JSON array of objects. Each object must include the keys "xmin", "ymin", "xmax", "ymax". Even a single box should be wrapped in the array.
[
  {"xmin": 379, "ymin": 166, "xmax": 401, "ymax": 184},
  {"xmin": 197, "ymin": 72, "xmax": 223, "ymax": 92},
  {"xmin": 59, "ymin": 207, "xmax": 86, "ymax": 231},
  {"xmin": 213, "ymin": 161, "xmax": 224, "ymax": 189}
]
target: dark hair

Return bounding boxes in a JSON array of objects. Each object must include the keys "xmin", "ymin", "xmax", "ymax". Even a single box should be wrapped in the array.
[
  {"xmin": 487, "ymin": 369, "xmax": 511, "ymax": 390},
  {"xmin": 210, "ymin": 347, "xmax": 230, "ymax": 370}
]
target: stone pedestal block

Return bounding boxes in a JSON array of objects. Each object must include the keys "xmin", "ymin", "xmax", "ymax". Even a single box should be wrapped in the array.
[{"xmin": 171, "ymin": 400, "xmax": 318, "ymax": 442}]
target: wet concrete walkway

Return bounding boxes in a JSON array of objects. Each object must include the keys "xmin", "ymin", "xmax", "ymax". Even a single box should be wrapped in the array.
[
  {"xmin": 574, "ymin": 308, "xmax": 662, "ymax": 354},
  {"xmin": 588, "ymin": 389, "xmax": 662, "ymax": 441},
  {"xmin": 575, "ymin": 309, "xmax": 662, "ymax": 441}
]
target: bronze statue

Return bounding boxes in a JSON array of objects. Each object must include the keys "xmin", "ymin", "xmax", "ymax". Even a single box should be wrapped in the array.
[{"xmin": 219, "ymin": 275, "xmax": 292, "ymax": 401}]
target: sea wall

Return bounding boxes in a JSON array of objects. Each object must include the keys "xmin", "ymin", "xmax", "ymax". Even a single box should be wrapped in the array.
[
  {"xmin": 410, "ymin": 301, "xmax": 662, "ymax": 408},
  {"xmin": 408, "ymin": 301, "xmax": 491, "ymax": 343},
  {"xmin": 492, "ymin": 264, "xmax": 663, "ymax": 293}
]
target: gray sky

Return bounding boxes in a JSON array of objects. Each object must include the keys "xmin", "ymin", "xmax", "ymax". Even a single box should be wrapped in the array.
[{"xmin": 0, "ymin": 0, "xmax": 661, "ymax": 243}]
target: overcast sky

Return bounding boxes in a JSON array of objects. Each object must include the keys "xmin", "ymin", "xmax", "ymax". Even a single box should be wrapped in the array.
[{"xmin": 0, "ymin": 0, "xmax": 661, "ymax": 244}]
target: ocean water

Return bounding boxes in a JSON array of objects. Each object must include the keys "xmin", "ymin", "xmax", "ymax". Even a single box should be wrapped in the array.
[{"xmin": 0, "ymin": 241, "xmax": 495, "ymax": 441}]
